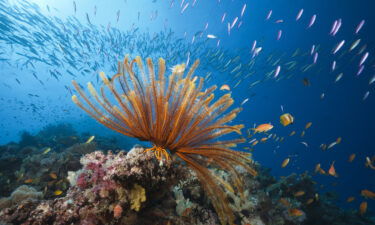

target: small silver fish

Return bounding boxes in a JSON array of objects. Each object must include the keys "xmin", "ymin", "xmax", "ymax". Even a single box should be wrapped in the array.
[
  {"xmin": 359, "ymin": 52, "xmax": 369, "ymax": 66},
  {"xmin": 331, "ymin": 61, "xmax": 336, "ymax": 72},
  {"xmin": 241, "ymin": 98, "xmax": 249, "ymax": 105},
  {"xmin": 332, "ymin": 40, "xmax": 345, "ymax": 54},
  {"xmin": 330, "ymin": 20, "xmax": 338, "ymax": 35},
  {"xmin": 350, "ymin": 39, "xmax": 361, "ymax": 51},
  {"xmin": 277, "ymin": 30, "xmax": 282, "ymax": 40},
  {"xmin": 301, "ymin": 142, "xmax": 309, "ymax": 148},
  {"xmin": 332, "ymin": 19, "xmax": 342, "ymax": 36},
  {"xmin": 308, "ymin": 14, "xmax": 316, "ymax": 28},
  {"xmin": 274, "ymin": 65, "xmax": 281, "ymax": 78},
  {"xmin": 266, "ymin": 10, "xmax": 273, "ymax": 20},
  {"xmin": 296, "ymin": 9, "xmax": 304, "ymax": 21},
  {"xmin": 241, "ymin": 4, "xmax": 247, "ymax": 17},
  {"xmin": 335, "ymin": 73, "xmax": 343, "ymax": 83},
  {"xmin": 313, "ymin": 52, "xmax": 318, "ymax": 64},
  {"xmin": 357, "ymin": 65, "xmax": 364, "ymax": 76},
  {"xmin": 221, "ymin": 13, "xmax": 226, "ymax": 23},
  {"xmin": 231, "ymin": 17, "xmax": 238, "ymax": 29},
  {"xmin": 369, "ymin": 75, "xmax": 375, "ymax": 85},
  {"xmin": 355, "ymin": 20, "xmax": 365, "ymax": 34},
  {"xmin": 363, "ymin": 91, "xmax": 370, "ymax": 101}
]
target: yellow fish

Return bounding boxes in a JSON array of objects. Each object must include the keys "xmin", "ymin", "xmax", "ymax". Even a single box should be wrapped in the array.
[
  {"xmin": 85, "ymin": 135, "xmax": 95, "ymax": 144},
  {"xmin": 281, "ymin": 158, "xmax": 290, "ymax": 168},
  {"xmin": 280, "ymin": 113, "xmax": 294, "ymax": 126},
  {"xmin": 54, "ymin": 190, "xmax": 63, "ymax": 196},
  {"xmin": 305, "ymin": 122, "xmax": 312, "ymax": 129},
  {"xmin": 348, "ymin": 154, "xmax": 356, "ymax": 162},
  {"xmin": 43, "ymin": 147, "xmax": 51, "ymax": 154},
  {"xmin": 289, "ymin": 131, "xmax": 296, "ymax": 136}
]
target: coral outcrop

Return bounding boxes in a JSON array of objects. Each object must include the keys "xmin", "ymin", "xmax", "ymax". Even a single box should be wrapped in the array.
[
  {"xmin": 0, "ymin": 142, "xmax": 374, "ymax": 225},
  {"xmin": 0, "ymin": 123, "xmax": 124, "ymax": 199}
]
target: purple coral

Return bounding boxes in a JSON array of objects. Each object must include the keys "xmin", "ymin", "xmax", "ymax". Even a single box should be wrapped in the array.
[
  {"xmin": 76, "ymin": 173, "xmax": 89, "ymax": 189},
  {"xmin": 77, "ymin": 160, "xmax": 118, "ymax": 195}
]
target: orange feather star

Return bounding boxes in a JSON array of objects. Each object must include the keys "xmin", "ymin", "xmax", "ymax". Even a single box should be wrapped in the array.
[{"xmin": 71, "ymin": 55, "xmax": 257, "ymax": 225}]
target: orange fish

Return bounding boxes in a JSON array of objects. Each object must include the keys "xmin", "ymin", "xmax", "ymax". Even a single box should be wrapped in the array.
[
  {"xmin": 24, "ymin": 179, "xmax": 33, "ymax": 184},
  {"xmin": 305, "ymin": 122, "xmax": 312, "ymax": 129},
  {"xmin": 294, "ymin": 191, "xmax": 305, "ymax": 197},
  {"xmin": 251, "ymin": 140, "xmax": 259, "ymax": 146},
  {"xmin": 49, "ymin": 173, "xmax": 58, "ymax": 179},
  {"xmin": 219, "ymin": 84, "xmax": 230, "ymax": 91},
  {"xmin": 253, "ymin": 123, "xmax": 273, "ymax": 133},
  {"xmin": 288, "ymin": 208, "xmax": 304, "ymax": 217},
  {"xmin": 289, "ymin": 131, "xmax": 296, "ymax": 136},
  {"xmin": 306, "ymin": 198, "xmax": 314, "ymax": 205},
  {"xmin": 348, "ymin": 154, "xmax": 356, "ymax": 162},
  {"xmin": 281, "ymin": 158, "xmax": 290, "ymax": 168},
  {"xmin": 315, "ymin": 163, "xmax": 325, "ymax": 174},
  {"xmin": 347, "ymin": 197, "xmax": 355, "ymax": 203},
  {"xmin": 361, "ymin": 189, "xmax": 375, "ymax": 200},
  {"xmin": 319, "ymin": 168, "xmax": 326, "ymax": 175},
  {"xmin": 279, "ymin": 198, "xmax": 291, "ymax": 207},
  {"xmin": 328, "ymin": 161, "xmax": 338, "ymax": 177},
  {"xmin": 260, "ymin": 137, "xmax": 268, "ymax": 142},
  {"xmin": 336, "ymin": 137, "xmax": 342, "ymax": 144},
  {"xmin": 359, "ymin": 201, "xmax": 367, "ymax": 215}
]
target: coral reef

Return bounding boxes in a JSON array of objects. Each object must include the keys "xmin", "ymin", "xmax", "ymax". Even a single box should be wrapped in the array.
[
  {"xmin": 0, "ymin": 137, "xmax": 374, "ymax": 225},
  {"xmin": 0, "ymin": 123, "xmax": 123, "ymax": 199},
  {"xmin": 0, "ymin": 146, "xmax": 189, "ymax": 224}
]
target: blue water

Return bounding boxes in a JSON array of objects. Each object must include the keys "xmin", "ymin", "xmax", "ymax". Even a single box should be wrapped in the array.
[{"xmin": 0, "ymin": 0, "xmax": 374, "ymax": 216}]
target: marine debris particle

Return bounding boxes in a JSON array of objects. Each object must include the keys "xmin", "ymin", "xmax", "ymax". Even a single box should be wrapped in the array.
[
  {"xmin": 130, "ymin": 184, "xmax": 146, "ymax": 212},
  {"xmin": 71, "ymin": 55, "xmax": 256, "ymax": 225}
]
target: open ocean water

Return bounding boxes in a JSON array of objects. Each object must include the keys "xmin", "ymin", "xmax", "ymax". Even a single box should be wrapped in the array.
[{"xmin": 0, "ymin": 0, "xmax": 374, "ymax": 224}]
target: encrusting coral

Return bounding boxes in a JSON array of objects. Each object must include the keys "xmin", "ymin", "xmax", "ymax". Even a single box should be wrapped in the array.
[
  {"xmin": 71, "ymin": 55, "xmax": 257, "ymax": 225},
  {"xmin": 129, "ymin": 184, "xmax": 146, "ymax": 212},
  {"xmin": 0, "ymin": 185, "xmax": 42, "ymax": 209}
]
